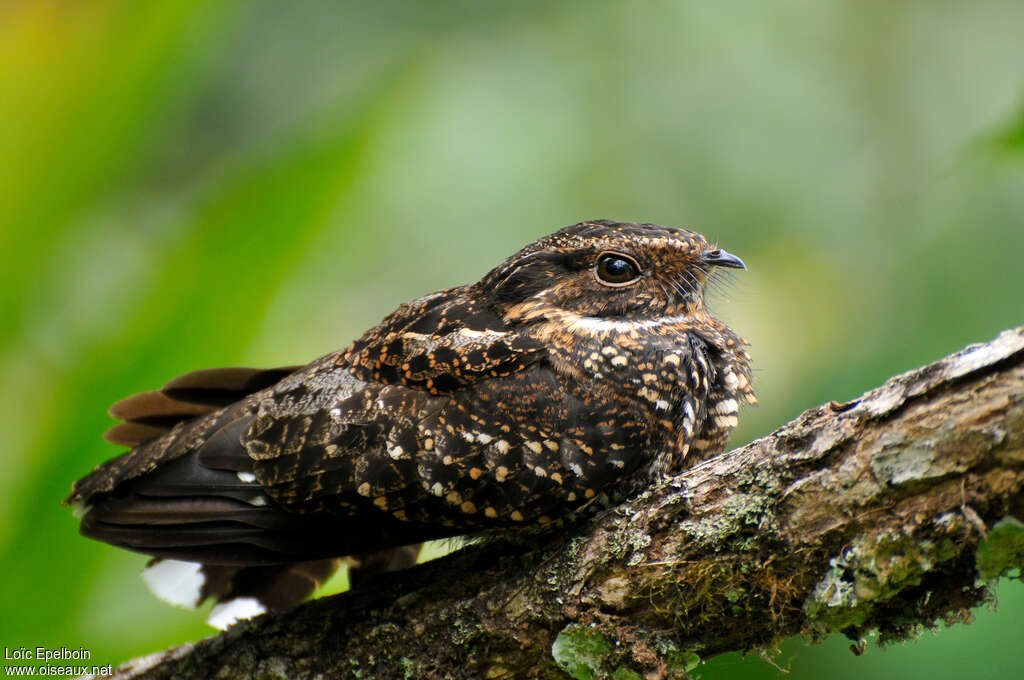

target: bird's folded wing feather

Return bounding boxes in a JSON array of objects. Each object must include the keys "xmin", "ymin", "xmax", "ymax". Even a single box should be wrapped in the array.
[{"xmin": 65, "ymin": 289, "xmax": 570, "ymax": 563}]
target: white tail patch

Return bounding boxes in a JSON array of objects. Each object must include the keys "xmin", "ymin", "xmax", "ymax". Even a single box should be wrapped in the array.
[
  {"xmin": 141, "ymin": 559, "xmax": 205, "ymax": 609},
  {"xmin": 207, "ymin": 597, "xmax": 266, "ymax": 630},
  {"xmin": 71, "ymin": 501, "xmax": 92, "ymax": 519}
]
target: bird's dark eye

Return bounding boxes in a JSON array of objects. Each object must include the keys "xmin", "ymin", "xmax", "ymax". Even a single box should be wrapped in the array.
[{"xmin": 594, "ymin": 253, "xmax": 641, "ymax": 286}]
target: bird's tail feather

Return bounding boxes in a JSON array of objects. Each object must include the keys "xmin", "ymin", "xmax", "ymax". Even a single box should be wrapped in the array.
[{"xmin": 141, "ymin": 557, "xmax": 342, "ymax": 629}]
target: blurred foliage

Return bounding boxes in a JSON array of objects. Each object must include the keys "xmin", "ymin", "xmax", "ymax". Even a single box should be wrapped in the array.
[{"xmin": 1, "ymin": 0, "xmax": 1022, "ymax": 677}]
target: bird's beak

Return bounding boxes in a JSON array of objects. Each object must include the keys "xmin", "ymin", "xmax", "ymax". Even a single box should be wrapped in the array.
[{"xmin": 701, "ymin": 248, "xmax": 746, "ymax": 270}]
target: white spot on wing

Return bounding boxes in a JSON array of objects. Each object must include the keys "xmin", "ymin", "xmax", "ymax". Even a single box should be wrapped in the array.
[
  {"xmin": 457, "ymin": 328, "xmax": 507, "ymax": 339},
  {"xmin": 638, "ymin": 387, "xmax": 658, "ymax": 402},
  {"xmin": 141, "ymin": 559, "xmax": 205, "ymax": 609},
  {"xmin": 207, "ymin": 597, "xmax": 267, "ymax": 630},
  {"xmin": 236, "ymin": 471, "xmax": 257, "ymax": 483},
  {"xmin": 71, "ymin": 501, "xmax": 92, "ymax": 519}
]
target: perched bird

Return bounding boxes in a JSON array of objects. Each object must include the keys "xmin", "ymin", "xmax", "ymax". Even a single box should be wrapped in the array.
[{"xmin": 66, "ymin": 220, "xmax": 755, "ymax": 628}]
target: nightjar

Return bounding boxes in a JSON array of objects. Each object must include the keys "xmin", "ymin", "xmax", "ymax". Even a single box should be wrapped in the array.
[{"xmin": 66, "ymin": 220, "xmax": 755, "ymax": 628}]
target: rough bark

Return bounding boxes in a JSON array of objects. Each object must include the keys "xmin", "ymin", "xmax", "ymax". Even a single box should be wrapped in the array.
[{"xmin": 102, "ymin": 327, "xmax": 1024, "ymax": 680}]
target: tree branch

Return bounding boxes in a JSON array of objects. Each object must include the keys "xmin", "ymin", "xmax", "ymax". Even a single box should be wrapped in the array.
[{"xmin": 104, "ymin": 327, "xmax": 1024, "ymax": 680}]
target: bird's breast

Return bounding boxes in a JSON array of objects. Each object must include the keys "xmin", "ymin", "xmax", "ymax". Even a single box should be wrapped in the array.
[{"xmin": 528, "ymin": 317, "xmax": 714, "ymax": 472}]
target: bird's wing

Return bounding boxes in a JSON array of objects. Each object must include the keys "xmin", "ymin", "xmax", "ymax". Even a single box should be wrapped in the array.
[
  {"xmin": 246, "ymin": 360, "xmax": 650, "ymax": 536},
  {"xmin": 67, "ymin": 288, "xmax": 555, "ymax": 564}
]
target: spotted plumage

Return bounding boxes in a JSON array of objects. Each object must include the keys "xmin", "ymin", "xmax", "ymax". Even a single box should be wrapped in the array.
[{"xmin": 66, "ymin": 220, "xmax": 754, "ymax": 627}]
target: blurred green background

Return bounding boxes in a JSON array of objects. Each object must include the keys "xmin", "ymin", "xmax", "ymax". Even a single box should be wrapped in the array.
[{"xmin": 1, "ymin": 0, "xmax": 1022, "ymax": 677}]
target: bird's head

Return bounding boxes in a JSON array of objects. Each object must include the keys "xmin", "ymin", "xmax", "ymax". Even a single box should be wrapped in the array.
[{"xmin": 481, "ymin": 220, "xmax": 745, "ymax": 325}]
